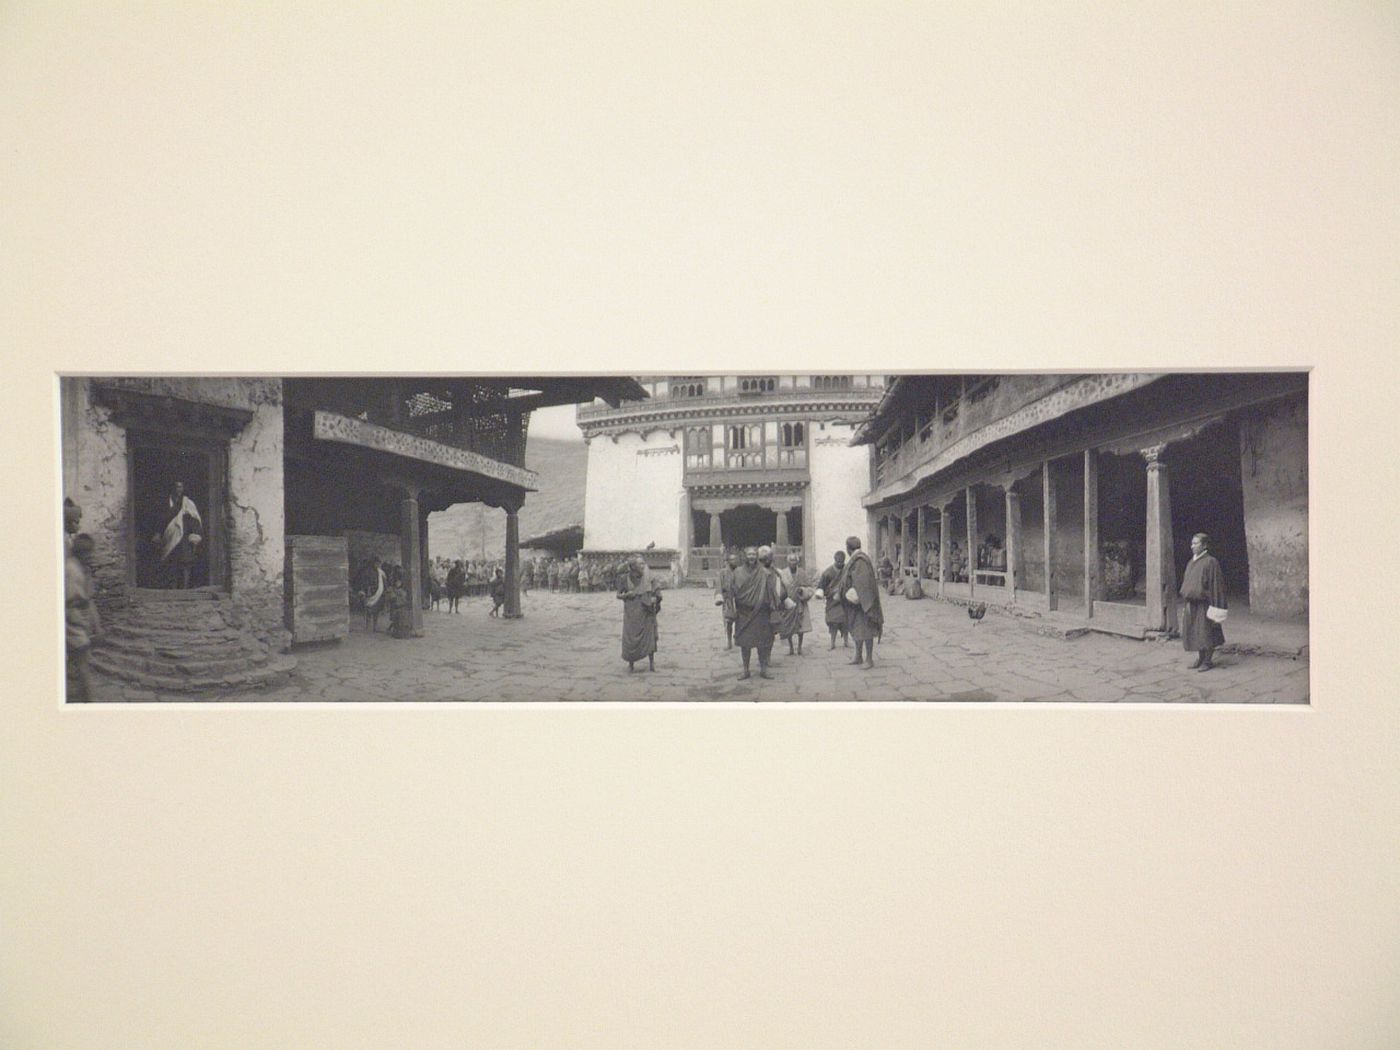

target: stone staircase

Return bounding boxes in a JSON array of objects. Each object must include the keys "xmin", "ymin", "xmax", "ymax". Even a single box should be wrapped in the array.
[{"xmin": 90, "ymin": 589, "xmax": 296, "ymax": 695}]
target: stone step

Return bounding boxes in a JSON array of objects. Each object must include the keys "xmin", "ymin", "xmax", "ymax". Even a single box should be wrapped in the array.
[
  {"xmin": 91, "ymin": 652, "xmax": 296, "ymax": 694},
  {"xmin": 117, "ymin": 640, "xmax": 270, "ymax": 663},
  {"xmin": 125, "ymin": 609, "xmax": 234, "ymax": 628},
  {"xmin": 130, "ymin": 588, "xmax": 221, "ymax": 602},
  {"xmin": 107, "ymin": 624, "xmax": 253, "ymax": 648},
  {"xmin": 92, "ymin": 646, "xmax": 271, "ymax": 679}
]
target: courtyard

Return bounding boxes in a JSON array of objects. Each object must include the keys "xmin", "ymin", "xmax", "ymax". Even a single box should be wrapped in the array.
[{"xmin": 92, "ymin": 586, "xmax": 1309, "ymax": 704}]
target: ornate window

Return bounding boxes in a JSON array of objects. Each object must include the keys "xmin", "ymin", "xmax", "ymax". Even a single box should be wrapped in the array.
[
  {"xmin": 737, "ymin": 376, "xmax": 777, "ymax": 396},
  {"xmin": 669, "ymin": 377, "xmax": 707, "ymax": 399},
  {"xmin": 811, "ymin": 375, "xmax": 851, "ymax": 390},
  {"xmin": 726, "ymin": 423, "xmax": 763, "ymax": 468},
  {"xmin": 777, "ymin": 420, "xmax": 807, "ymax": 467},
  {"xmin": 684, "ymin": 426, "xmax": 711, "ymax": 469}
]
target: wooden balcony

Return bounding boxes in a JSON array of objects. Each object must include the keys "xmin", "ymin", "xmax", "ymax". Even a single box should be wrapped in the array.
[{"xmin": 577, "ymin": 383, "xmax": 882, "ymax": 423}]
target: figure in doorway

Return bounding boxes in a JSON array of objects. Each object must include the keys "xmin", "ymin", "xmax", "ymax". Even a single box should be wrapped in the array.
[
  {"xmin": 152, "ymin": 480, "xmax": 202, "ymax": 589},
  {"xmin": 817, "ymin": 549, "xmax": 850, "ymax": 650},
  {"xmin": 1179, "ymin": 532, "xmax": 1227, "ymax": 672}
]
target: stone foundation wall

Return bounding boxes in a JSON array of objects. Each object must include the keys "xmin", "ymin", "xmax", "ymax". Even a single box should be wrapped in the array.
[{"xmin": 1240, "ymin": 395, "xmax": 1308, "ymax": 620}]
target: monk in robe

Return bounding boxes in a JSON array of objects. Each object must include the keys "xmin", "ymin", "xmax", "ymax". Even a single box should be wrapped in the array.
[
  {"xmin": 1179, "ymin": 531, "xmax": 1227, "ymax": 672},
  {"xmin": 617, "ymin": 555, "xmax": 661, "ymax": 672},
  {"xmin": 386, "ymin": 566, "xmax": 414, "ymax": 638},
  {"xmin": 835, "ymin": 535, "xmax": 883, "ymax": 670},
  {"xmin": 732, "ymin": 546, "xmax": 782, "ymax": 680},
  {"xmin": 152, "ymin": 480, "xmax": 202, "ymax": 589},
  {"xmin": 773, "ymin": 551, "xmax": 816, "ymax": 656},
  {"xmin": 816, "ymin": 549, "xmax": 849, "ymax": 650},
  {"xmin": 715, "ymin": 549, "xmax": 740, "ymax": 650}
]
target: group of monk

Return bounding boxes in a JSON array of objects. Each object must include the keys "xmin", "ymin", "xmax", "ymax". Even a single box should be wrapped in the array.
[{"xmin": 715, "ymin": 536, "xmax": 884, "ymax": 680}]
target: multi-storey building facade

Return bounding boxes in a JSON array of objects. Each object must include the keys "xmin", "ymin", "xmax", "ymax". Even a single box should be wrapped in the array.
[
  {"xmin": 855, "ymin": 372, "xmax": 1308, "ymax": 637},
  {"xmin": 576, "ymin": 375, "xmax": 884, "ymax": 581}
]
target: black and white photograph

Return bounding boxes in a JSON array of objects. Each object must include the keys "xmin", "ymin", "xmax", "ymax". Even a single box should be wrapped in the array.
[
  {"xmin": 61, "ymin": 372, "xmax": 1308, "ymax": 703},
  {"xmin": 10, "ymin": 4, "xmax": 1397, "ymax": 1049}
]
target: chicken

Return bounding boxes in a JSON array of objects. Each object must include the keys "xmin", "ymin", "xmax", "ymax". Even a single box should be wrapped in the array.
[{"xmin": 967, "ymin": 601, "xmax": 987, "ymax": 625}]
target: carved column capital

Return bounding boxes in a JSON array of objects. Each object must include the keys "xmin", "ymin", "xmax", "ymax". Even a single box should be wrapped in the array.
[{"xmin": 1141, "ymin": 443, "xmax": 1168, "ymax": 465}]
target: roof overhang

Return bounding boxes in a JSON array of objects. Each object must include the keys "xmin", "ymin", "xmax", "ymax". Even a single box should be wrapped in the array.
[{"xmin": 312, "ymin": 410, "xmax": 538, "ymax": 491}]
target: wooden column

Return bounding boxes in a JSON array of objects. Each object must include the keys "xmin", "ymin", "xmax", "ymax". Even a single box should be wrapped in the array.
[
  {"xmin": 707, "ymin": 511, "xmax": 720, "ymax": 548},
  {"xmin": 775, "ymin": 507, "xmax": 789, "ymax": 547},
  {"xmin": 937, "ymin": 503, "xmax": 948, "ymax": 597},
  {"xmin": 400, "ymin": 487, "xmax": 424, "ymax": 636},
  {"xmin": 801, "ymin": 490, "xmax": 816, "ymax": 570},
  {"xmin": 1005, "ymin": 486, "xmax": 1022, "ymax": 600},
  {"xmin": 681, "ymin": 491, "xmax": 693, "ymax": 573},
  {"xmin": 916, "ymin": 504, "xmax": 926, "ymax": 581},
  {"xmin": 965, "ymin": 487, "xmax": 976, "ymax": 598},
  {"xmin": 419, "ymin": 501, "xmax": 432, "ymax": 610},
  {"xmin": 1084, "ymin": 448, "xmax": 1099, "ymax": 617},
  {"xmin": 1042, "ymin": 461, "xmax": 1058, "ymax": 611},
  {"xmin": 503, "ymin": 501, "xmax": 522, "ymax": 619},
  {"xmin": 1143, "ymin": 445, "xmax": 1176, "ymax": 632},
  {"xmin": 896, "ymin": 509, "xmax": 906, "ymax": 585}
]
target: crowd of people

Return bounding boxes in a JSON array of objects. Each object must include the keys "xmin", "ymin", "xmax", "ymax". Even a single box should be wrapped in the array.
[
  {"xmin": 708, "ymin": 537, "xmax": 885, "ymax": 681},
  {"xmin": 519, "ymin": 555, "xmax": 643, "ymax": 595}
]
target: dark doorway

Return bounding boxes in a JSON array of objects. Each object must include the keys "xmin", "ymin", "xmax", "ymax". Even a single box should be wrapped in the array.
[
  {"xmin": 130, "ymin": 440, "xmax": 224, "ymax": 590},
  {"xmin": 1097, "ymin": 451, "xmax": 1147, "ymax": 602},
  {"xmin": 1165, "ymin": 420, "xmax": 1250, "ymax": 605},
  {"xmin": 783, "ymin": 506, "xmax": 803, "ymax": 548},
  {"xmin": 720, "ymin": 504, "xmax": 777, "ymax": 549}
]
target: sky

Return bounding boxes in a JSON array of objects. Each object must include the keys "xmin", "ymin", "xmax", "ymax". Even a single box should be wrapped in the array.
[{"xmin": 529, "ymin": 403, "xmax": 585, "ymax": 443}]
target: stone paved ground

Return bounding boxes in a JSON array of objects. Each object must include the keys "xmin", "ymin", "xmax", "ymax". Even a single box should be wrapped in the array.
[{"xmin": 95, "ymin": 586, "xmax": 1309, "ymax": 703}]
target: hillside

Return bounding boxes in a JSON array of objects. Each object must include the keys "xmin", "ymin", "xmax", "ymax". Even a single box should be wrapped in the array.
[{"xmin": 427, "ymin": 436, "xmax": 589, "ymax": 561}]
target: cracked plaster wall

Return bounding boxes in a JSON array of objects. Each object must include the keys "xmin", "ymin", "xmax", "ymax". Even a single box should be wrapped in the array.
[
  {"xmin": 62, "ymin": 378, "xmax": 288, "ymax": 648},
  {"xmin": 1239, "ymin": 396, "xmax": 1308, "ymax": 620}
]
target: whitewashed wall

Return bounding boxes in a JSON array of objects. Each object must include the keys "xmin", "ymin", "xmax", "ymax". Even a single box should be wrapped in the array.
[
  {"xmin": 808, "ymin": 420, "xmax": 872, "ymax": 565},
  {"xmin": 581, "ymin": 430, "xmax": 685, "ymax": 550}
]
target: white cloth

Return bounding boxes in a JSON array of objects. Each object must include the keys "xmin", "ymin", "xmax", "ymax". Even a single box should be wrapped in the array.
[
  {"xmin": 159, "ymin": 495, "xmax": 202, "ymax": 561},
  {"xmin": 365, "ymin": 567, "xmax": 385, "ymax": 608}
]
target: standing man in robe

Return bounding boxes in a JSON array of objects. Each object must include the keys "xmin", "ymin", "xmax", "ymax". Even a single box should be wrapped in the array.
[
  {"xmin": 1179, "ymin": 532, "xmax": 1227, "ymax": 672},
  {"xmin": 835, "ymin": 535, "xmax": 883, "ymax": 670},
  {"xmin": 773, "ymin": 550, "xmax": 815, "ymax": 656},
  {"xmin": 816, "ymin": 549, "xmax": 849, "ymax": 650},
  {"xmin": 153, "ymin": 480, "xmax": 202, "ymax": 589},
  {"xmin": 617, "ymin": 555, "xmax": 661, "ymax": 672},
  {"xmin": 732, "ymin": 546, "xmax": 782, "ymax": 680},
  {"xmin": 715, "ymin": 549, "xmax": 740, "ymax": 650}
]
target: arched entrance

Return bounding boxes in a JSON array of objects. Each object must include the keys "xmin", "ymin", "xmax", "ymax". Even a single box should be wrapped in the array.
[{"xmin": 720, "ymin": 504, "xmax": 777, "ymax": 549}]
